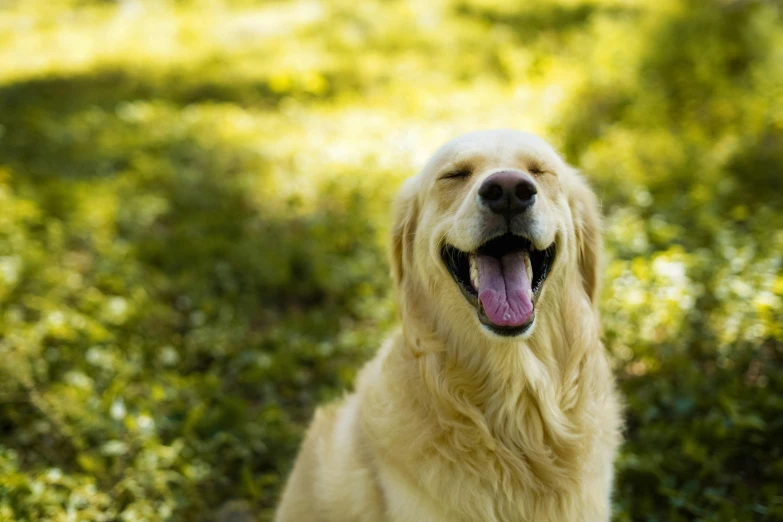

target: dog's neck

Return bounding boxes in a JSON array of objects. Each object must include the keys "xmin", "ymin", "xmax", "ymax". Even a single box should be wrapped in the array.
[
  {"xmin": 409, "ymin": 304, "xmax": 597, "ymax": 422},
  {"xmin": 383, "ymin": 274, "xmax": 604, "ymax": 488}
]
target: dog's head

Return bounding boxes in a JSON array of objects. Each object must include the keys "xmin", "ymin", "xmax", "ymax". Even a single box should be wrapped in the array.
[{"xmin": 391, "ymin": 129, "xmax": 602, "ymax": 342}]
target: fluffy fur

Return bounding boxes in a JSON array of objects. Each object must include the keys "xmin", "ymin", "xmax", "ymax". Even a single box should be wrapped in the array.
[{"xmin": 275, "ymin": 129, "xmax": 623, "ymax": 522}]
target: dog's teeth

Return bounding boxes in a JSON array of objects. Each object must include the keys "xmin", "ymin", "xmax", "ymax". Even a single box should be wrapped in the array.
[
  {"xmin": 469, "ymin": 254, "xmax": 479, "ymax": 290},
  {"xmin": 524, "ymin": 252, "xmax": 533, "ymax": 282}
]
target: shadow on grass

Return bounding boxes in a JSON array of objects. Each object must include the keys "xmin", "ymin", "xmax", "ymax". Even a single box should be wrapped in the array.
[
  {"xmin": 454, "ymin": 1, "xmax": 638, "ymax": 43},
  {"xmin": 0, "ymin": 68, "xmax": 284, "ymax": 179},
  {"xmin": 0, "ymin": 61, "xmax": 356, "ymax": 180}
]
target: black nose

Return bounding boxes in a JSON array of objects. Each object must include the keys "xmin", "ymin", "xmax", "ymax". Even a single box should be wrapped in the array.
[{"xmin": 478, "ymin": 171, "xmax": 537, "ymax": 218}]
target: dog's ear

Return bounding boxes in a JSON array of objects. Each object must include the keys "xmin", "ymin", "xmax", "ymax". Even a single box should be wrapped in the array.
[
  {"xmin": 569, "ymin": 171, "xmax": 603, "ymax": 307},
  {"xmin": 390, "ymin": 179, "xmax": 420, "ymax": 288}
]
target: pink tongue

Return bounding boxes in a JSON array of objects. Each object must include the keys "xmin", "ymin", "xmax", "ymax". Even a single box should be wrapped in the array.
[{"xmin": 477, "ymin": 252, "xmax": 534, "ymax": 327}]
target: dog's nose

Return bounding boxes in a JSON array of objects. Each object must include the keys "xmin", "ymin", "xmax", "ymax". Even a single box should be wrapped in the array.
[{"xmin": 478, "ymin": 171, "xmax": 537, "ymax": 218}]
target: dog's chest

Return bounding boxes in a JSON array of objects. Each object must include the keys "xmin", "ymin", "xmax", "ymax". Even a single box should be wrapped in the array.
[
  {"xmin": 375, "ymin": 447, "xmax": 602, "ymax": 522},
  {"xmin": 377, "ymin": 460, "xmax": 476, "ymax": 522}
]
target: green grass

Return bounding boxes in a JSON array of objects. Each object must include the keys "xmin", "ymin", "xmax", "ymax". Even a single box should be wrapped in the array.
[{"xmin": 0, "ymin": 0, "xmax": 781, "ymax": 520}]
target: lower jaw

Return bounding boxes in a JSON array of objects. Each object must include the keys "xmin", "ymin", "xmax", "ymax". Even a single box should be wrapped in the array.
[{"xmin": 479, "ymin": 310, "xmax": 535, "ymax": 337}]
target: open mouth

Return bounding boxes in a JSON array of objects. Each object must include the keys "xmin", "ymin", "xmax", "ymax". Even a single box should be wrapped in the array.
[{"xmin": 441, "ymin": 234, "xmax": 556, "ymax": 336}]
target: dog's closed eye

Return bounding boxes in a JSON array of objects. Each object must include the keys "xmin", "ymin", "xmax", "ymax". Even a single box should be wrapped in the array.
[
  {"xmin": 439, "ymin": 164, "xmax": 473, "ymax": 181},
  {"xmin": 527, "ymin": 161, "xmax": 554, "ymax": 176}
]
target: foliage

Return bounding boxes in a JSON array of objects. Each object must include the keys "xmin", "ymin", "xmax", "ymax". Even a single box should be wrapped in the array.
[{"xmin": 0, "ymin": 0, "xmax": 781, "ymax": 520}]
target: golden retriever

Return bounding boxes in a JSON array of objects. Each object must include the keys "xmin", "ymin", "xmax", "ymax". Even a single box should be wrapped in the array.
[{"xmin": 274, "ymin": 129, "xmax": 623, "ymax": 522}]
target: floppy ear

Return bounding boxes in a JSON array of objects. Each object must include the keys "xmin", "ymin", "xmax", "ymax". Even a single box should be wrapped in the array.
[
  {"xmin": 390, "ymin": 179, "xmax": 420, "ymax": 289},
  {"xmin": 569, "ymin": 172, "xmax": 603, "ymax": 307}
]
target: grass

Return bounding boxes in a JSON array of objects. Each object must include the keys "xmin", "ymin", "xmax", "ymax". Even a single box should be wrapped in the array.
[{"xmin": 0, "ymin": 0, "xmax": 781, "ymax": 520}]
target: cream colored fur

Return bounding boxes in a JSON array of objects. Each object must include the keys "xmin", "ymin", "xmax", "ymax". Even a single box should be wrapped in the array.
[{"xmin": 274, "ymin": 129, "xmax": 623, "ymax": 522}]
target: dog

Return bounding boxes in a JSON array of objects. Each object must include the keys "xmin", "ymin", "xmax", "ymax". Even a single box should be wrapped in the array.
[{"xmin": 274, "ymin": 129, "xmax": 623, "ymax": 522}]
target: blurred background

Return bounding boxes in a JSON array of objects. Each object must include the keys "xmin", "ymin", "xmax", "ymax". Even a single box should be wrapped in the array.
[{"xmin": 0, "ymin": 0, "xmax": 781, "ymax": 520}]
